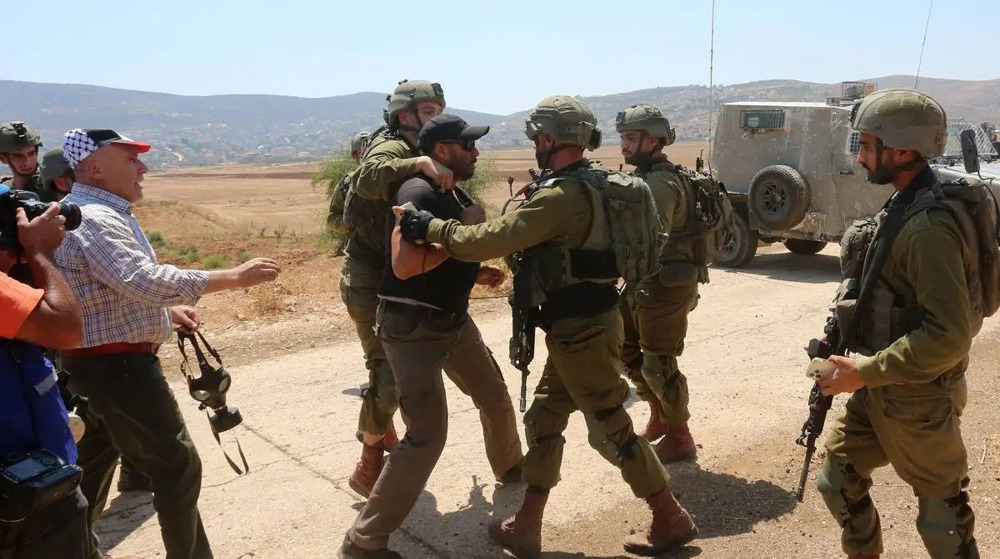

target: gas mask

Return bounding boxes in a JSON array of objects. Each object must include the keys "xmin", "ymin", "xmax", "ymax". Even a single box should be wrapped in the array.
[{"xmin": 177, "ymin": 331, "xmax": 248, "ymax": 474}]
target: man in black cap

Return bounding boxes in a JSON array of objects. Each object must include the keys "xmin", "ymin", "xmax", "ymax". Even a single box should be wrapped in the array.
[{"xmin": 340, "ymin": 115, "xmax": 523, "ymax": 559}]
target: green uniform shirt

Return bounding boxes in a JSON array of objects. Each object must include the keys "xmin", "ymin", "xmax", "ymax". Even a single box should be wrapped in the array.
[
  {"xmin": 1, "ymin": 174, "xmax": 52, "ymax": 202},
  {"xmin": 425, "ymin": 161, "xmax": 596, "ymax": 262},
  {"xmin": 857, "ymin": 180, "xmax": 973, "ymax": 388},
  {"xmin": 354, "ymin": 136, "xmax": 421, "ymax": 202},
  {"xmin": 344, "ymin": 134, "xmax": 419, "ymax": 286},
  {"xmin": 637, "ymin": 157, "xmax": 694, "ymax": 263}
]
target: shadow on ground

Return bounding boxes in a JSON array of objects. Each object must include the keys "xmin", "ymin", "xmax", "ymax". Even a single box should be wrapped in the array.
[
  {"xmin": 95, "ymin": 490, "xmax": 156, "ymax": 551},
  {"xmin": 539, "ymin": 462, "xmax": 795, "ymax": 559},
  {"xmin": 667, "ymin": 462, "xmax": 796, "ymax": 539},
  {"xmin": 728, "ymin": 251, "xmax": 841, "ymax": 285}
]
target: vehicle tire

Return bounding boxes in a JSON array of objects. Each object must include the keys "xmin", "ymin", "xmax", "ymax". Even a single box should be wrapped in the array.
[
  {"xmin": 783, "ymin": 238, "xmax": 827, "ymax": 255},
  {"xmin": 714, "ymin": 206, "xmax": 758, "ymax": 268},
  {"xmin": 748, "ymin": 165, "xmax": 810, "ymax": 231}
]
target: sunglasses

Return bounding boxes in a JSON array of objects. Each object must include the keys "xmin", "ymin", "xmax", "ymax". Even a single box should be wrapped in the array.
[{"xmin": 438, "ymin": 140, "xmax": 476, "ymax": 151}]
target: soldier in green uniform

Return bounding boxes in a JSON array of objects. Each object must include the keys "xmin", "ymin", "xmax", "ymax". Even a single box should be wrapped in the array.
[
  {"xmin": 0, "ymin": 121, "xmax": 49, "ymax": 201},
  {"xmin": 342, "ymin": 80, "xmax": 463, "ymax": 498},
  {"xmin": 39, "ymin": 148, "xmax": 76, "ymax": 201},
  {"xmin": 814, "ymin": 89, "xmax": 979, "ymax": 559},
  {"xmin": 396, "ymin": 96, "xmax": 698, "ymax": 558},
  {"xmin": 613, "ymin": 105, "xmax": 701, "ymax": 463},
  {"xmin": 326, "ymin": 131, "xmax": 369, "ymax": 241}
]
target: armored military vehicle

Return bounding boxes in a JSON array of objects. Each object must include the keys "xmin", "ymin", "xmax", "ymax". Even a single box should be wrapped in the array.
[{"xmin": 710, "ymin": 83, "xmax": 893, "ymax": 267}]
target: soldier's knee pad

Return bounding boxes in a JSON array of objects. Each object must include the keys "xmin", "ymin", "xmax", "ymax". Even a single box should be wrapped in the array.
[
  {"xmin": 815, "ymin": 456, "xmax": 842, "ymax": 498},
  {"xmin": 592, "ymin": 405, "xmax": 640, "ymax": 461},
  {"xmin": 817, "ymin": 457, "xmax": 872, "ymax": 524},
  {"xmin": 524, "ymin": 402, "xmax": 566, "ymax": 449}
]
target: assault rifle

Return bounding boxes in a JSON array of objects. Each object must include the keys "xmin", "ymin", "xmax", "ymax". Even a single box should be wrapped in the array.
[
  {"xmin": 509, "ymin": 249, "xmax": 536, "ymax": 413},
  {"xmin": 795, "ymin": 314, "xmax": 840, "ymax": 502}
]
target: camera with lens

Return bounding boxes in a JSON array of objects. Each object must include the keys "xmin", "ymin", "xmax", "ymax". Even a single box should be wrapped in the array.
[
  {"xmin": 0, "ymin": 185, "xmax": 82, "ymax": 250},
  {"xmin": 0, "ymin": 449, "xmax": 82, "ymax": 518},
  {"xmin": 177, "ymin": 331, "xmax": 242, "ymax": 434}
]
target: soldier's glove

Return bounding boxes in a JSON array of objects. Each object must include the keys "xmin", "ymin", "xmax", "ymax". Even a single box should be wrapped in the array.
[{"xmin": 399, "ymin": 207, "xmax": 435, "ymax": 245}]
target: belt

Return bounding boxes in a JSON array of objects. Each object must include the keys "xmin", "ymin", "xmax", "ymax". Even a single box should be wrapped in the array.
[
  {"xmin": 382, "ymin": 300, "xmax": 466, "ymax": 320},
  {"xmin": 61, "ymin": 342, "xmax": 160, "ymax": 358}
]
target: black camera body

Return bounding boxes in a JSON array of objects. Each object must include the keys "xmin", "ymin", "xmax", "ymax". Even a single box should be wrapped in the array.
[
  {"xmin": 0, "ymin": 449, "xmax": 82, "ymax": 518},
  {"xmin": 0, "ymin": 186, "xmax": 82, "ymax": 249}
]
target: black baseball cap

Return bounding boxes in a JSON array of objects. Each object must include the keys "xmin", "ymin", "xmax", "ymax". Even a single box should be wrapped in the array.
[{"xmin": 418, "ymin": 114, "xmax": 489, "ymax": 153}]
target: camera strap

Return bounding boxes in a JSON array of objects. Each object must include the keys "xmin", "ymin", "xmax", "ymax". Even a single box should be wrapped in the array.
[{"xmin": 176, "ymin": 333, "xmax": 249, "ymax": 476}]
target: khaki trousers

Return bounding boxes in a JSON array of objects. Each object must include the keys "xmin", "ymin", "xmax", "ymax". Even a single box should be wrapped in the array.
[
  {"xmin": 523, "ymin": 308, "xmax": 670, "ymax": 498},
  {"xmin": 817, "ymin": 377, "xmax": 978, "ymax": 558},
  {"xmin": 349, "ymin": 302, "xmax": 523, "ymax": 549}
]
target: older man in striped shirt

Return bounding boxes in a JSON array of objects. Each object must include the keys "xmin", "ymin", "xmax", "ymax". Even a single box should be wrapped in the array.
[{"xmin": 53, "ymin": 129, "xmax": 281, "ymax": 559}]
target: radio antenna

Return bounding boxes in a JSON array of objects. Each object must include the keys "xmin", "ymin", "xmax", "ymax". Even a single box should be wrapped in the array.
[
  {"xmin": 914, "ymin": 0, "xmax": 934, "ymax": 89},
  {"xmin": 707, "ymin": 0, "xmax": 717, "ymax": 172}
]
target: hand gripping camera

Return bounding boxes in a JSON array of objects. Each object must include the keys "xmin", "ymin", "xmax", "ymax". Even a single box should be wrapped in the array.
[
  {"xmin": 0, "ymin": 185, "xmax": 81, "ymax": 250},
  {"xmin": 177, "ymin": 331, "xmax": 249, "ymax": 474}
]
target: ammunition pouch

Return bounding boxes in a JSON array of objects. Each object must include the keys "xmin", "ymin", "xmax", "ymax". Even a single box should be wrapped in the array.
[
  {"xmin": 837, "ymin": 278, "xmax": 925, "ymax": 356},
  {"xmin": 567, "ymin": 248, "xmax": 619, "ymax": 281},
  {"xmin": 657, "ymin": 261, "xmax": 700, "ymax": 287},
  {"xmin": 536, "ymin": 282, "xmax": 619, "ymax": 327}
]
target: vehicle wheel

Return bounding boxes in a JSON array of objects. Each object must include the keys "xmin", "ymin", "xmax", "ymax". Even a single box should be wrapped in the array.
[
  {"xmin": 748, "ymin": 165, "xmax": 810, "ymax": 231},
  {"xmin": 783, "ymin": 238, "xmax": 827, "ymax": 255},
  {"xmin": 714, "ymin": 207, "xmax": 758, "ymax": 268}
]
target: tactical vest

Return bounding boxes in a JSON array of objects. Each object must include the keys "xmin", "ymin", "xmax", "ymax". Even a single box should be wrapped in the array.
[
  {"xmin": 326, "ymin": 170, "xmax": 355, "ymax": 235},
  {"xmin": 0, "ymin": 174, "xmax": 52, "ymax": 202},
  {"xmin": 342, "ymin": 128, "xmax": 413, "ymax": 269},
  {"xmin": 517, "ymin": 162, "xmax": 665, "ymax": 311},
  {"xmin": 836, "ymin": 178, "xmax": 1000, "ymax": 355},
  {"xmin": 646, "ymin": 162, "xmax": 732, "ymax": 284}
]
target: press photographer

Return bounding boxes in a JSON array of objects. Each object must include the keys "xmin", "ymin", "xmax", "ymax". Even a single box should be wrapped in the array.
[{"xmin": 0, "ymin": 190, "xmax": 90, "ymax": 559}]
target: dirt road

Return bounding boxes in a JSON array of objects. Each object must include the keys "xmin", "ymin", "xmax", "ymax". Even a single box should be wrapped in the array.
[{"xmin": 98, "ymin": 244, "xmax": 1000, "ymax": 559}]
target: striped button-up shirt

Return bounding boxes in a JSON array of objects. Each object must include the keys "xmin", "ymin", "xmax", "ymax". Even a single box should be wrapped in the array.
[{"xmin": 53, "ymin": 183, "xmax": 209, "ymax": 347}]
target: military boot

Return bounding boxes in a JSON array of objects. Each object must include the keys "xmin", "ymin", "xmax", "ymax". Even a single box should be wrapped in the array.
[
  {"xmin": 116, "ymin": 459, "xmax": 152, "ymax": 492},
  {"xmin": 338, "ymin": 534, "xmax": 403, "ymax": 559},
  {"xmin": 847, "ymin": 554, "xmax": 879, "ymax": 559},
  {"xmin": 623, "ymin": 489, "xmax": 698, "ymax": 556},
  {"xmin": 488, "ymin": 489, "xmax": 547, "ymax": 559},
  {"xmin": 654, "ymin": 424, "xmax": 697, "ymax": 463},
  {"xmin": 639, "ymin": 399, "xmax": 670, "ymax": 442},
  {"xmin": 349, "ymin": 441, "xmax": 384, "ymax": 498}
]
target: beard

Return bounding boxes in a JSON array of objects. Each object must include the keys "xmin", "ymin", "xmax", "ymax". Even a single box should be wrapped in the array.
[
  {"xmin": 624, "ymin": 150, "xmax": 654, "ymax": 167},
  {"xmin": 456, "ymin": 163, "xmax": 475, "ymax": 181},
  {"xmin": 534, "ymin": 147, "xmax": 551, "ymax": 170},
  {"xmin": 864, "ymin": 163, "xmax": 895, "ymax": 185}
]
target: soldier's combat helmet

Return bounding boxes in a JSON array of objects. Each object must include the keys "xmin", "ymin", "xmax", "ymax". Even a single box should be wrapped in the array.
[
  {"xmin": 850, "ymin": 88, "xmax": 947, "ymax": 159},
  {"xmin": 524, "ymin": 96, "xmax": 602, "ymax": 150},
  {"xmin": 350, "ymin": 132, "xmax": 370, "ymax": 153},
  {"xmin": 0, "ymin": 121, "xmax": 43, "ymax": 153},
  {"xmin": 384, "ymin": 79, "xmax": 446, "ymax": 128},
  {"xmin": 40, "ymin": 148, "xmax": 73, "ymax": 192},
  {"xmin": 615, "ymin": 104, "xmax": 676, "ymax": 146}
]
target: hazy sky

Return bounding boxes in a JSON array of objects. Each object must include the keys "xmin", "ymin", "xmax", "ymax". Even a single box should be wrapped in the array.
[{"xmin": 6, "ymin": 0, "xmax": 997, "ymax": 115}]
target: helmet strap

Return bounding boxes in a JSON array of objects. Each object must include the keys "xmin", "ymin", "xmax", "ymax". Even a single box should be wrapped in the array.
[
  {"xmin": 624, "ymin": 131, "xmax": 657, "ymax": 167},
  {"xmin": 868, "ymin": 139, "xmax": 921, "ymax": 185}
]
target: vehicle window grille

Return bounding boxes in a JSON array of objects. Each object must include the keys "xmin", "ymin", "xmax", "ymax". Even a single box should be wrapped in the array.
[
  {"xmin": 847, "ymin": 131, "xmax": 861, "ymax": 156},
  {"xmin": 740, "ymin": 110, "xmax": 785, "ymax": 130}
]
